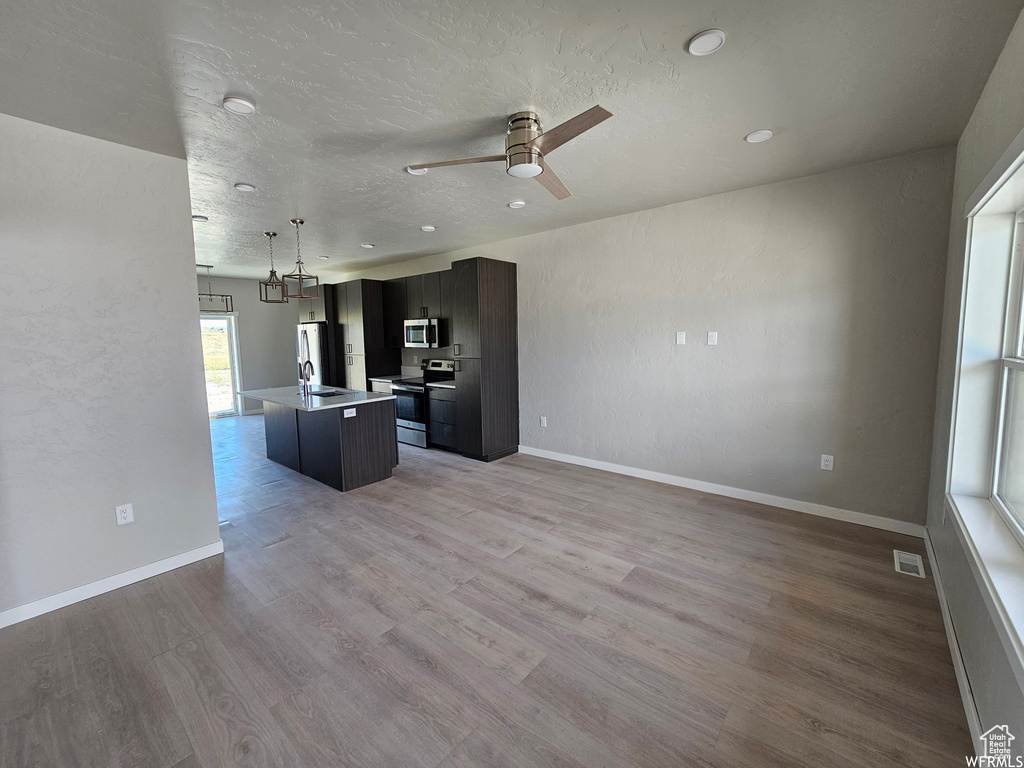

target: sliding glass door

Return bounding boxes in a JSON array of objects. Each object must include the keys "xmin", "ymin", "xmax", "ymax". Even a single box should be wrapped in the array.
[{"xmin": 200, "ymin": 315, "xmax": 241, "ymax": 417}]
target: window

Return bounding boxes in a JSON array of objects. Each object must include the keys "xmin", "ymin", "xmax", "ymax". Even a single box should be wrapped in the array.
[{"xmin": 995, "ymin": 218, "xmax": 1024, "ymax": 540}]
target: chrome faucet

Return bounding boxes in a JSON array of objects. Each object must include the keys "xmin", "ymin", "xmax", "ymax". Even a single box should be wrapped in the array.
[
  {"xmin": 298, "ymin": 328, "xmax": 315, "ymax": 400},
  {"xmin": 301, "ymin": 359, "xmax": 315, "ymax": 400}
]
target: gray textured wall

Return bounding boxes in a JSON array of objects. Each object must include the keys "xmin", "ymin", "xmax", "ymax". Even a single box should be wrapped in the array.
[
  {"xmin": 0, "ymin": 113, "xmax": 220, "ymax": 613},
  {"xmin": 342, "ymin": 148, "xmax": 954, "ymax": 525}
]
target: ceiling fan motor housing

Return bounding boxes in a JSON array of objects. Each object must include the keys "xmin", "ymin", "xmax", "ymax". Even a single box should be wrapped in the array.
[{"xmin": 506, "ymin": 112, "xmax": 543, "ymax": 177}]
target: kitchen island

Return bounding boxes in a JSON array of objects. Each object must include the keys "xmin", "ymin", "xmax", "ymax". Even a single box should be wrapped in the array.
[{"xmin": 239, "ymin": 386, "xmax": 398, "ymax": 492}]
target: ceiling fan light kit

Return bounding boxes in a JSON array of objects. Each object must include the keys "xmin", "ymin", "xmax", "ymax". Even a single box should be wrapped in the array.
[{"xmin": 405, "ymin": 104, "xmax": 612, "ymax": 201}]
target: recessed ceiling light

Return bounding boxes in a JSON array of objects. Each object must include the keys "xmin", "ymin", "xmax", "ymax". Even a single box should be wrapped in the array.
[
  {"xmin": 222, "ymin": 96, "xmax": 255, "ymax": 115},
  {"xmin": 317, "ymin": 255, "xmax": 329, "ymax": 260},
  {"xmin": 360, "ymin": 243, "xmax": 375, "ymax": 249},
  {"xmin": 508, "ymin": 200, "xmax": 526, "ymax": 209},
  {"xmin": 744, "ymin": 129, "xmax": 774, "ymax": 143},
  {"xmin": 687, "ymin": 29, "xmax": 726, "ymax": 56},
  {"xmin": 233, "ymin": 182, "xmax": 256, "ymax": 192},
  {"xmin": 406, "ymin": 166, "xmax": 428, "ymax": 175},
  {"xmin": 420, "ymin": 225, "xmax": 436, "ymax": 232},
  {"xmin": 191, "ymin": 215, "xmax": 209, "ymax": 222}
]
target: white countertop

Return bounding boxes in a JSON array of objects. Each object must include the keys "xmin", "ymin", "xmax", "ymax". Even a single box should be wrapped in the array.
[{"xmin": 239, "ymin": 386, "xmax": 396, "ymax": 412}]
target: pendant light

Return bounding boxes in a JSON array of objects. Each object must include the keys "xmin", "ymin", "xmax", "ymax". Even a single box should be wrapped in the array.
[
  {"xmin": 258, "ymin": 231, "xmax": 288, "ymax": 303},
  {"xmin": 197, "ymin": 265, "xmax": 234, "ymax": 313},
  {"xmin": 282, "ymin": 218, "xmax": 319, "ymax": 300}
]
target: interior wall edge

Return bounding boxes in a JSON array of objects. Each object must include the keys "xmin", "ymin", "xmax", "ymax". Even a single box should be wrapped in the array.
[
  {"xmin": 0, "ymin": 539, "xmax": 224, "ymax": 630},
  {"xmin": 518, "ymin": 445, "xmax": 927, "ymax": 537}
]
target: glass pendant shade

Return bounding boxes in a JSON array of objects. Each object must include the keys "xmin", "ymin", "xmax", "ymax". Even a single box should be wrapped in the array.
[
  {"xmin": 259, "ymin": 231, "xmax": 288, "ymax": 303},
  {"xmin": 197, "ymin": 265, "xmax": 234, "ymax": 313},
  {"xmin": 283, "ymin": 218, "xmax": 320, "ymax": 300}
]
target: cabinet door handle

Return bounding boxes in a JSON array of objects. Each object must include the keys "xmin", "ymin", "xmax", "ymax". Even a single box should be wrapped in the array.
[
  {"xmin": 453, "ymin": 344, "xmax": 460, "ymax": 356},
  {"xmin": 454, "ymin": 360, "xmax": 461, "ymax": 372},
  {"xmin": 347, "ymin": 344, "xmax": 352, "ymax": 353},
  {"xmin": 347, "ymin": 356, "xmax": 353, "ymax": 365}
]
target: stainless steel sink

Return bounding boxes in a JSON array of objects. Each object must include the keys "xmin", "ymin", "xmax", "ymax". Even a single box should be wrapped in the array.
[{"xmin": 310, "ymin": 389, "xmax": 355, "ymax": 398}]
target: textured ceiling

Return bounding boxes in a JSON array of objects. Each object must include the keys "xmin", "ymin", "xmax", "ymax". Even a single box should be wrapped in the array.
[{"xmin": 2, "ymin": 0, "xmax": 1022, "ymax": 279}]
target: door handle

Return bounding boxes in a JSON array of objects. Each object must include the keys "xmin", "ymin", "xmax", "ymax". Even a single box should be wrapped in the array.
[
  {"xmin": 454, "ymin": 360, "xmax": 461, "ymax": 372},
  {"xmin": 347, "ymin": 356, "xmax": 353, "ymax": 365},
  {"xmin": 453, "ymin": 344, "xmax": 460, "ymax": 356},
  {"xmin": 347, "ymin": 344, "xmax": 352, "ymax": 353}
]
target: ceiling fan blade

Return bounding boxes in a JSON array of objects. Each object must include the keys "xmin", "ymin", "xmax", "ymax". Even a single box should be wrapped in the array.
[
  {"xmin": 535, "ymin": 160, "xmax": 571, "ymax": 200},
  {"xmin": 525, "ymin": 105, "xmax": 612, "ymax": 155},
  {"xmin": 407, "ymin": 155, "xmax": 506, "ymax": 171}
]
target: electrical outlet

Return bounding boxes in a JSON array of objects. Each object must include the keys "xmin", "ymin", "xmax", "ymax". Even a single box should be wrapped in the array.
[
  {"xmin": 412, "ymin": 355, "xmax": 418, "ymax": 364},
  {"xmin": 676, "ymin": 331, "xmax": 686, "ymax": 345},
  {"xmin": 820, "ymin": 454, "xmax": 834, "ymax": 471},
  {"xmin": 540, "ymin": 416, "xmax": 547, "ymax": 427},
  {"xmin": 707, "ymin": 331, "xmax": 718, "ymax": 346},
  {"xmin": 116, "ymin": 503, "xmax": 134, "ymax": 525}
]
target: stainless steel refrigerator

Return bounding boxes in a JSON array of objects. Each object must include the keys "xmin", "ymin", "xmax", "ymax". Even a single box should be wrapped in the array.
[{"xmin": 296, "ymin": 322, "xmax": 328, "ymax": 387}]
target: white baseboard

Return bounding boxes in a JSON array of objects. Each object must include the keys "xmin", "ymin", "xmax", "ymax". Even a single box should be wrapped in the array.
[
  {"xmin": 925, "ymin": 531, "xmax": 983, "ymax": 753},
  {"xmin": 517, "ymin": 445, "xmax": 926, "ymax": 538},
  {"xmin": 0, "ymin": 540, "xmax": 224, "ymax": 630}
]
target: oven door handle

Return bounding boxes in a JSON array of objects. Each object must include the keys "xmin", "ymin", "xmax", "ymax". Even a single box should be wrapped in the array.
[{"xmin": 390, "ymin": 384, "xmax": 425, "ymax": 393}]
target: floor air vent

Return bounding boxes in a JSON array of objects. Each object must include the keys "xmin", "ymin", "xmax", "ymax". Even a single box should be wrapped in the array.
[{"xmin": 893, "ymin": 550, "xmax": 926, "ymax": 578}]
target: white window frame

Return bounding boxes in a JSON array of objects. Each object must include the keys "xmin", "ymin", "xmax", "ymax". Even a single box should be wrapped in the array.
[{"xmin": 991, "ymin": 214, "xmax": 1024, "ymax": 551}]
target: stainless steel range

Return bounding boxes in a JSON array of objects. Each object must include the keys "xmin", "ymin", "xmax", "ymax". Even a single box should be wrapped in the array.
[{"xmin": 391, "ymin": 359, "xmax": 455, "ymax": 447}]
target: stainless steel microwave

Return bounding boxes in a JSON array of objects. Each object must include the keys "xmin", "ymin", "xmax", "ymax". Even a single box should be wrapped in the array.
[{"xmin": 404, "ymin": 318, "xmax": 439, "ymax": 348}]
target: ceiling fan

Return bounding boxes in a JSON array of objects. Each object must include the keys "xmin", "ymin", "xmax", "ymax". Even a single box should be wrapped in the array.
[{"xmin": 406, "ymin": 105, "xmax": 613, "ymax": 200}]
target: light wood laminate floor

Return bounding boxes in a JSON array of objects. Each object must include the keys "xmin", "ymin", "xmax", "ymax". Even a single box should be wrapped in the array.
[{"xmin": 1, "ymin": 415, "xmax": 970, "ymax": 767}]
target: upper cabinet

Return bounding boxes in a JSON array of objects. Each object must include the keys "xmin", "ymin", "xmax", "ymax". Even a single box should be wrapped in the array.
[
  {"xmin": 383, "ymin": 272, "xmax": 446, "ymax": 348},
  {"xmin": 405, "ymin": 272, "xmax": 442, "ymax": 318},
  {"xmin": 383, "ymin": 278, "xmax": 407, "ymax": 349},
  {"xmin": 296, "ymin": 291, "xmax": 327, "ymax": 323},
  {"xmin": 451, "ymin": 259, "xmax": 481, "ymax": 359}
]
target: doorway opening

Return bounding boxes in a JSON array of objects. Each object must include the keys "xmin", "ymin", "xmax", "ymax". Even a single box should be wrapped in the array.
[{"xmin": 200, "ymin": 315, "xmax": 241, "ymax": 417}]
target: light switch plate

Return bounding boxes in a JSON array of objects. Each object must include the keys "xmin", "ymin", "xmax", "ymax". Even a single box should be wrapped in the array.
[
  {"xmin": 344, "ymin": 408, "xmax": 357, "ymax": 418},
  {"xmin": 676, "ymin": 332, "xmax": 686, "ymax": 345},
  {"xmin": 707, "ymin": 331, "xmax": 718, "ymax": 346}
]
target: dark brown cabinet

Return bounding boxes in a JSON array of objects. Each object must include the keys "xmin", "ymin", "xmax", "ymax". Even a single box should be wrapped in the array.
[
  {"xmin": 296, "ymin": 290, "xmax": 327, "ymax": 323},
  {"xmin": 428, "ymin": 386, "xmax": 456, "ymax": 449},
  {"xmin": 450, "ymin": 258, "xmax": 518, "ymax": 461},
  {"xmin": 403, "ymin": 272, "xmax": 442, "ymax": 319},
  {"xmin": 383, "ymin": 278, "xmax": 407, "ymax": 348},
  {"xmin": 328, "ymin": 280, "xmax": 399, "ymax": 391},
  {"xmin": 451, "ymin": 260, "xmax": 482, "ymax": 359}
]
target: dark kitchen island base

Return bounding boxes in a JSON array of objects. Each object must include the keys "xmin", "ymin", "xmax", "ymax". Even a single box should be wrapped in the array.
[{"xmin": 244, "ymin": 389, "xmax": 398, "ymax": 492}]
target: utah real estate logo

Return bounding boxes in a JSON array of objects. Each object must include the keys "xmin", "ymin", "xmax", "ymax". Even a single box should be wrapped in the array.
[{"xmin": 968, "ymin": 725, "xmax": 1022, "ymax": 767}]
